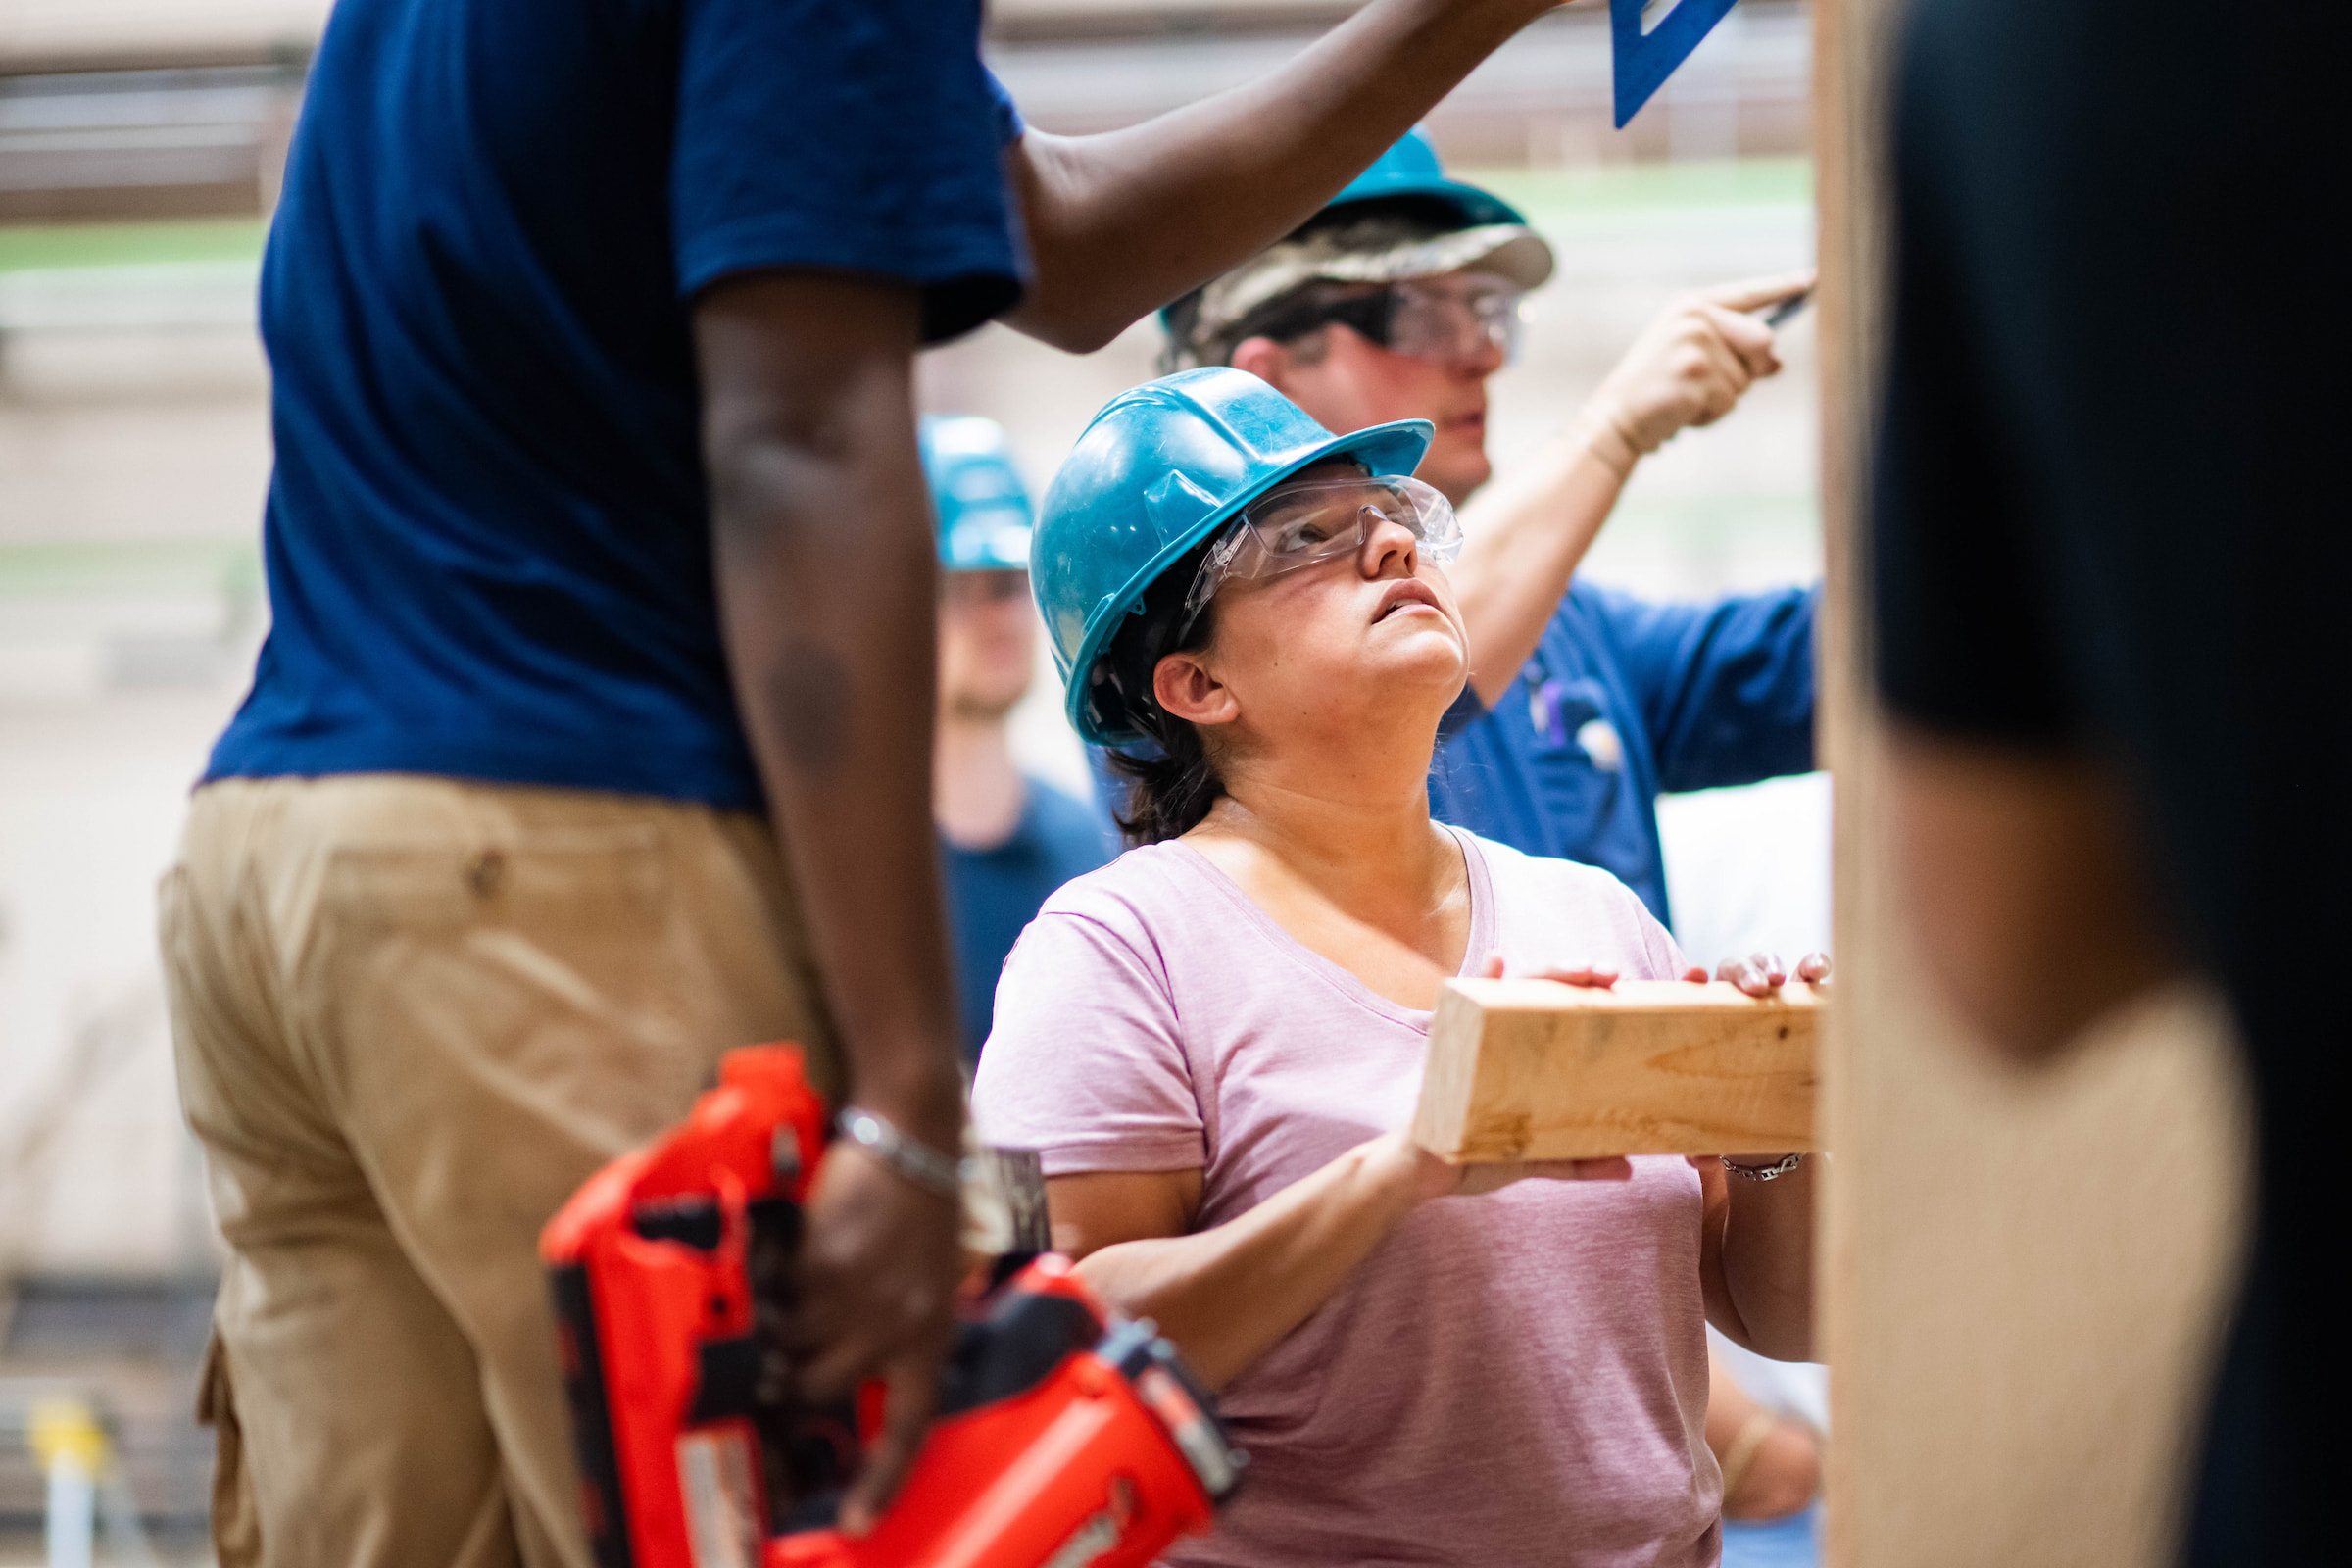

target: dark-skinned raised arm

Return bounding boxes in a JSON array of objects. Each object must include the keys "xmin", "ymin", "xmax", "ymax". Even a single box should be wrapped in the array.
[
  {"xmin": 1003, "ymin": 0, "xmax": 1564, "ymax": 353},
  {"xmin": 694, "ymin": 269, "xmax": 965, "ymax": 1535}
]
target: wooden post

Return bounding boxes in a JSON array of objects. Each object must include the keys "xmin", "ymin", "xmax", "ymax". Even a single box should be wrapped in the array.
[
  {"xmin": 1411, "ymin": 980, "xmax": 1818, "ymax": 1160},
  {"xmin": 1811, "ymin": 2, "xmax": 2253, "ymax": 1563}
]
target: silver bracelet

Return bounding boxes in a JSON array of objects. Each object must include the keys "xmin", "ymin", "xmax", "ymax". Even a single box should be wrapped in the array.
[
  {"xmin": 835, "ymin": 1106, "xmax": 964, "ymax": 1200},
  {"xmin": 1720, "ymin": 1153, "xmax": 1804, "ymax": 1182}
]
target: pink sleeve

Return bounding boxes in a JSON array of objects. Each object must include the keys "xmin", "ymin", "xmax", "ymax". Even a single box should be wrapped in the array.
[{"xmin": 969, "ymin": 910, "xmax": 1208, "ymax": 1178}]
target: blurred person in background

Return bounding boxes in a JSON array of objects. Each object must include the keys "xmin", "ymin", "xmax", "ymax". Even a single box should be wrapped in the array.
[
  {"xmin": 1158, "ymin": 132, "xmax": 1823, "ymax": 1543},
  {"xmin": 154, "ymin": 1, "xmax": 1591, "ymax": 1563},
  {"xmin": 1872, "ymin": 2, "xmax": 2342, "ymax": 1561},
  {"xmin": 925, "ymin": 416, "xmax": 1114, "ymax": 1066}
]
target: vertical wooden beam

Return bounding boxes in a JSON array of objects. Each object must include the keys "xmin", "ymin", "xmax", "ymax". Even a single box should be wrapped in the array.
[{"xmin": 1810, "ymin": 2, "xmax": 2253, "ymax": 1563}]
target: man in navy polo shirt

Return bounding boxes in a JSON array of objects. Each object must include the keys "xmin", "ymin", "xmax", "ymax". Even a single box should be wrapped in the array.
[{"xmin": 155, "ymin": 4, "xmax": 1573, "ymax": 1563}]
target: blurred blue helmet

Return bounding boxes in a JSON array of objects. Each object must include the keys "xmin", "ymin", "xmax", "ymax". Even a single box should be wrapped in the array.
[
  {"xmin": 1325, "ymin": 127, "xmax": 1530, "ymax": 228},
  {"xmin": 1033, "ymin": 368, "xmax": 1431, "ymax": 746},
  {"xmin": 920, "ymin": 415, "xmax": 1033, "ymax": 571}
]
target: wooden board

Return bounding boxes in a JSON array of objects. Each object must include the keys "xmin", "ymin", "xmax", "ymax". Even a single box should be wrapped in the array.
[{"xmin": 1410, "ymin": 978, "xmax": 1821, "ymax": 1161}]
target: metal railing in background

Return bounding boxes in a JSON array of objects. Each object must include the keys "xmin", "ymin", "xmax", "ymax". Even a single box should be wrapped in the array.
[
  {"xmin": 0, "ymin": 64, "xmax": 305, "ymax": 223},
  {"xmin": 9, "ymin": 1393, "xmax": 164, "ymax": 1568},
  {"xmin": 0, "ymin": 1284, "xmax": 217, "ymax": 1564},
  {"xmin": 0, "ymin": 2, "xmax": 1808, "ymax": 229},
  {"xmin": 990, "ymin": 2, "xmax": 1811, "ymax": 165}
]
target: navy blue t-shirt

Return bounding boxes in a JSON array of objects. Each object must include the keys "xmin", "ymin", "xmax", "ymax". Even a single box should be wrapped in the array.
[
  {"xmin": 206, "ymin": 0, "xmax": 1027, "ymax": 808},
  {"xmin": 1430, "ymin": 582, "xmax": 1817, "ymax": 927},
  {"xmin": 941, "ymin": 780, "xmax": 1116, "ymax": 1064}
]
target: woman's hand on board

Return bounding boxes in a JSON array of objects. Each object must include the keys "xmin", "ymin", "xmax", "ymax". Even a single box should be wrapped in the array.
[
  {"xmin": 1369, "ymin": 1129, "xmax": 1632, "ymax": 1204},
  {"xmin": 1397, "ymin": 954, "xmax": 1635, "ymax": 1200},
  {"xmin": 1681, "ymin": 951, "xmax": 1832, "ymax": 997},
  {"xmin": 1484, "ymin": 947, "xmax": 1833, "ymax": 997}
]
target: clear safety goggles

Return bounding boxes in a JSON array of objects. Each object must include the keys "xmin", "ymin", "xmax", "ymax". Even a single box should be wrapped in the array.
[
  {"xmin": 1256, "ymin": 276, "xmax": 1526, "ymax": 368},
  {"xmin": 1180, "ymin": 473, "xmax": 1463, "ymax": 632}
]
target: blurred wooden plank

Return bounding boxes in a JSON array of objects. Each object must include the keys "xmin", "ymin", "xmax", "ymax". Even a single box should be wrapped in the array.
[
  {"xmin": 1410, "ymin": 978, "xmax": 1820, "ymax": 1161},
  {"xmin": 1810, "ymin": 3, "xmax": 2252, "ymax": 1564}
]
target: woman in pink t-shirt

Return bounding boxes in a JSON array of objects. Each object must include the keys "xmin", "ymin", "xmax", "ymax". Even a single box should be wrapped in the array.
[{"xmin": 972, "ymin": 370, "xmax": 1816, "ymax": 1568}]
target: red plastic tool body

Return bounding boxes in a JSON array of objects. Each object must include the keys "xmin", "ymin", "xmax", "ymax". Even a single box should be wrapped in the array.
[
  {"xmin": 540, "ymin": 1046, "xmax": 1238, "ymax": 1568},
  {"xmin": 768, "ymin": 1341, "xmax": 1221, "ymax": 1568}
]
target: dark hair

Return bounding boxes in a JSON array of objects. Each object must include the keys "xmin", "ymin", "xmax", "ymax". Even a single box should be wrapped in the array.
[{"xmin": 1100, "ymin": 537, "xmax": 1225, "ymax": 846}]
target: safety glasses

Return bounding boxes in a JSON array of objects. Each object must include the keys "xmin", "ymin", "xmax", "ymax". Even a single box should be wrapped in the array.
[
  {"xmin": 1252, "ymin": 276, "xmax": 1525, "ymax": 368},
  {"xmin": 1180, "ymin": 474, "xmax": 1462, "ymax": 632}
]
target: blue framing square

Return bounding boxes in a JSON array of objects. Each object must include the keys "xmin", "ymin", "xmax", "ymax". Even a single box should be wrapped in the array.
[{"xmin": 1611, "ymin": 0, "xmax": 1742, "ymax": 127}]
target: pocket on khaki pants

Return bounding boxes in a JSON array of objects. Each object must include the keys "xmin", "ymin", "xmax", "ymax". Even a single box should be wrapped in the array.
[{"xmin": 197, "ymin": 1329, "xmax": 262, "ymax": 1568}]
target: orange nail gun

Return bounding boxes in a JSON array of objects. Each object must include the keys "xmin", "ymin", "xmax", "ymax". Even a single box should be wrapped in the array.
[{"xmin": 540, "ymin": 1045, "xmax": 1244, "ymax": 1568}]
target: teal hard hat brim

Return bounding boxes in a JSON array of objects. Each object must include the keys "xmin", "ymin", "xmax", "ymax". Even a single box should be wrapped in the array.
[
  {"xmin": 1331, "ymin": 174, "xmax": 1529, "ymax": 231},
  {"xmin": 1064, "ymin": 416, "xmax": 1435, "ymax": 748}
]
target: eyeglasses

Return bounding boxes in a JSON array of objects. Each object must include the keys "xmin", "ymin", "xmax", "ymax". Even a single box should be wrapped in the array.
[
  {"xmin": 1250, "ymin": 276, "xmax": 1525, "ymax": 368},
  {"xmin": 1180, "ymin": 474, "xmax": 1462, "ymax": 632}
]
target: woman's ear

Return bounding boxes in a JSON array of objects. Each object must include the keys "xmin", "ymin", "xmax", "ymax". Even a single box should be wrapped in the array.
[{"xmin": 1153, "ymin": 649, "xmax": 1240, "ymax": 728}]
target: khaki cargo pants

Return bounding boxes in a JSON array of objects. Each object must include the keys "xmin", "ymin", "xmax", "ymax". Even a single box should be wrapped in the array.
[{"xmin": 161, "ymin": 775, "xmax": 839, "ymax": 1568}]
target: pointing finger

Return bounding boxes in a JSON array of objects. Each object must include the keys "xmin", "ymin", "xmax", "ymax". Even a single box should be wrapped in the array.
[{"xmin": 1701, "ymin": 270, "xmax": 1817, "ymax": 314}]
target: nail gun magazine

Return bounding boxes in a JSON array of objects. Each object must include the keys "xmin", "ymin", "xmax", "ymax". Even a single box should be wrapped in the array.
[{"xmin": 539, "ymin": 1045, "xmax": 1245, "ymax": 1568}]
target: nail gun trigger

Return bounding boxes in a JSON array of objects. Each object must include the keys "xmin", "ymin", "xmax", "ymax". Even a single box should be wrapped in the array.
[
  {"xmin": 934, "ymin": 1288, "xmax": 1103, "ymax": 1418},
  {"xmin": 684, "ymin": 1333, "xmax": 761, "ymax": 1426}
]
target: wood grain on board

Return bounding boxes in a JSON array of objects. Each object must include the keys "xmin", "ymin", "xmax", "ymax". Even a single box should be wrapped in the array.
[{"xmin": 1410, "ymin": 978, "xmax": 1820, "ymax": 1161}]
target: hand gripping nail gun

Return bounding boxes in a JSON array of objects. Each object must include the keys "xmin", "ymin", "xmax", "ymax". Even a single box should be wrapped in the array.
[{"xmin": 540, "ymin": 1045, "xmax": 1245, "ymax": 1568}]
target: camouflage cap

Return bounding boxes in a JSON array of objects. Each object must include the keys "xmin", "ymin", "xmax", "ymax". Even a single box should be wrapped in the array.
[{"xmin": 1162, "ymin": 210, "xmax": 1556, "ymax": 373}]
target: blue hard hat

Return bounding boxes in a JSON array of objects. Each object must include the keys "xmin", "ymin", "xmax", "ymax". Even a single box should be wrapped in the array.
[
  {"xmin": 920, "ymin": 415, "xmax": 1033, "ymax": 571},
  {"xmin": 1033, "ymin": 368, "xmax": 1432, "ymax": 746},
  {"xmin": 1325, "ymin": 127, "xmax": 1530, "ymax": 228}
]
